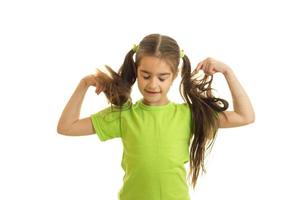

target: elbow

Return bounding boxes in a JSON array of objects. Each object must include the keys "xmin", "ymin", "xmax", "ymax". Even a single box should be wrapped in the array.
[
  {"xmin": 241, "ymin": 109, "xmax": 255, "ymax": 125},
  {"xmin": 57, "ymin": 126, "xmax": 65, "ymax": 135},
  {"xmin": 57, "ymin": 125, "xmax": 70, "ymax": 135},
  {"xmin": 245, "ymin": 114, "xmax": 255, "ymax": 124},
  {"xmin": 246, "ymin": 118, "xmax": 255, "ymax": 125}
]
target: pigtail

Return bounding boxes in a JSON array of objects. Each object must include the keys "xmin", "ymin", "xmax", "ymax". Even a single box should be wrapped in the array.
[
  {"xmin": 179, "ymin": 54, "xmax": 229, "ymax": 190},
  {"xmin": 95, "ymin": 49, "xmax": 137, "ymax": 107},
  {"xmin": 118, "ymin": 49, "xmax": 138, "ymax": 86}
]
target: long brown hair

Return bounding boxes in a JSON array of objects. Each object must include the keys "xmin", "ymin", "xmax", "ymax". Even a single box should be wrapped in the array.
[{"xmin": 95, "ymin": 33, "xmax": 229, "ymax": 189}]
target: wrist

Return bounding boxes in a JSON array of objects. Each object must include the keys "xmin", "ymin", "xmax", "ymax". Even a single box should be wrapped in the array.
[
  {"xmin": 223, "ymin": 67, "xmax": 233, "ymax": 76},
  {"xmin": 79, "ymin": 79, "xmax": 89, "ymax": 89}
]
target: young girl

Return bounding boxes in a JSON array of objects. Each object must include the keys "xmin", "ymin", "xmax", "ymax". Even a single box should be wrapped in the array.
[{"xmin": 57, "ymin": 33, "xmax": 255, "ymax": 200}]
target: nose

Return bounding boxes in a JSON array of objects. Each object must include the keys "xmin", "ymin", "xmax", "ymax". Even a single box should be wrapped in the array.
[{"xmin": 147, "ymin": 77, "xmax": 159, "ymax": 89}]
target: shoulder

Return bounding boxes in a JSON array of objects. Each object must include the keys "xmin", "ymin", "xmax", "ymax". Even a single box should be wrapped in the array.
[
  {"xmin": 92, "ymin": 101, "xmax": 133, "ymax": 119},
  {"xmin": 177, "ymin": 102, "xmax": 190, "ymax": 110},
  {"xmin": 173, "ymin": 102, "xmax": 193, "ymax": 127},
  {"xmin": 172, "ymin": 102, "xmax": 191, "ymax": 115}
]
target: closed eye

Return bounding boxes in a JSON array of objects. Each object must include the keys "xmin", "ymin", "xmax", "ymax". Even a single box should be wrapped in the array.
[{"xmin": 143, "ymin": 76, "xmax": 166, "ymax": 82}]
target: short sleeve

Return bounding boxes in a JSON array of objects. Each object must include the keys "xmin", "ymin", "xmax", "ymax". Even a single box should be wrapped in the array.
[
  {"xmin": 180, "ymin": 102, "xmax": 193, "ymax": 129},
  {"xmin": 90, "ymin": 107, "xmax": 123, "ymax": 142}
]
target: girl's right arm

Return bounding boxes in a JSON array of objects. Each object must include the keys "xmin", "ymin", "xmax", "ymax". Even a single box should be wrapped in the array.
[{"xmin": 57, "ymin": 74, "xmax": 104, "ymax": 136}]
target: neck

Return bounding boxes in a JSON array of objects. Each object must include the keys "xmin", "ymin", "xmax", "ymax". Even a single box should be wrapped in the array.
[{"xmin": 142, "ymin": 98, "xmax": 170, "ymax": 106}]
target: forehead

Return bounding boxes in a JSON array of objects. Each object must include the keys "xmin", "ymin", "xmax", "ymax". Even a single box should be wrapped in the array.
[{"xmin": 137, "ymin": 56, "xmax": 172, "ymax": 76}]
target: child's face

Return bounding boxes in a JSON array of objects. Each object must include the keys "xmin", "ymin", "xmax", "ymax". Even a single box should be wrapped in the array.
[{"xmin": 137, "ymin": 56, "xmax": 175, "ymax": 106}]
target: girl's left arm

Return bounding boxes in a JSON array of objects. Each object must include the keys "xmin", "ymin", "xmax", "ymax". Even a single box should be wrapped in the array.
[
  {"xmin": 194, "ymin": 57, "xmax": 255, "ymax": 128},
  {"xmin": 221, "ymin": 67, "xmax": 255, "ymax": 126}
]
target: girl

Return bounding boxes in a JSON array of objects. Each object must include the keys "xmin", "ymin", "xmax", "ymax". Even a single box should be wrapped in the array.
[{"xmin": 57, "ymin": 33, "xmax": 255, "ymax": 200}]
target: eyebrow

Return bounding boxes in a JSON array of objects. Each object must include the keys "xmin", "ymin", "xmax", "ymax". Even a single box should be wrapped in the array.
[{"xmin": 140, "ymin": 70, "xmax": 171, "ymax": 76}]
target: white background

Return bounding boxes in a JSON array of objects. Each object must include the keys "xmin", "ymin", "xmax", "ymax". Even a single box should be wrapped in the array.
[{"xmin": 1, "ymin": 0, "xmax": 299, "ymax": 199}]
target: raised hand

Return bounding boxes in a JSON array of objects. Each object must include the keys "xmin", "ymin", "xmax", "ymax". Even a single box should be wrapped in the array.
[
  {"xmin": 193, "ymin": 57, "xmax": 230, "ymax": 75},
  {"xmin": 81, "ymin": 68, "xmax": 105, "ymax": 95}
]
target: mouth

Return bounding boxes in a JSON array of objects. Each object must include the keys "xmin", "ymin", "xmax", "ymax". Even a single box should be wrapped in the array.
[{"xmin": 145, "ymin": 90, "xmax": 160, "ymax": 94}]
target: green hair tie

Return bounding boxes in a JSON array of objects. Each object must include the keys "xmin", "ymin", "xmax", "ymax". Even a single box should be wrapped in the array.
[
  {"xmin": 180, "ymin": 49, "xmax": 185, "ymax": 58},
  {"xmin": 132, "ymin": 44, "xmax": 139, "ymax": 52}
]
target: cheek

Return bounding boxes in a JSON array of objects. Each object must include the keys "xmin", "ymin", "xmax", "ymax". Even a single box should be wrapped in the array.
[
  {"xmin": 163, "ymin": 80, "xmax": 173, "ymax": 90},
  {"xmin": 137, "ymin": 78, "xmax": 146, "ymax": 90},
  {"xmin": 137, "ymin": 78, "xmax": 144, "ymax": 85}
]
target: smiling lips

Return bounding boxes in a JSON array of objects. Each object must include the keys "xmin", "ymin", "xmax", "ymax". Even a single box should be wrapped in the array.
[{"xmin": 146, "ymin": 90, "xmax": 160, "ymax": 94}]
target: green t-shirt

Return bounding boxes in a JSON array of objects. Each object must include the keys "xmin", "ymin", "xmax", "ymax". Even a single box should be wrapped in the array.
[{"xmin": 91, "ymin": 99, "xmax": 192, "ymax": 200}]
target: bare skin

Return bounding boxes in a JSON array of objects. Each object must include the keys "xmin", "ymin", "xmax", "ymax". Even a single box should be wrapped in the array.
[{"xmin": 57, "ymin": 70, "xmax": 104, "ymax": 136}]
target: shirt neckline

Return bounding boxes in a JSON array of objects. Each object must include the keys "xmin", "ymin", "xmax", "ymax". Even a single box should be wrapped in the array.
[{"xmin": 137, "ymin": 99, "xmax": 173, "ymax": 111}]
